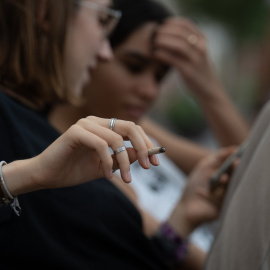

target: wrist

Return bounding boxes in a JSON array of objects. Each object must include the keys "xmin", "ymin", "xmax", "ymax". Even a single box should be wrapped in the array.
[
  {"xmin": 151, "ymin": 221, "xmax": 189, "ymax": 266},
  {"xmin": 167, "ymin": 202, "xmax": 196, "ymax": 238},
  {"xmin": 0, "ymin": 161, "xmax": 21, "ymax": 216},
  {"xmin": 2, "ymin": 159, "xmax": 42, "ymax": 196}
]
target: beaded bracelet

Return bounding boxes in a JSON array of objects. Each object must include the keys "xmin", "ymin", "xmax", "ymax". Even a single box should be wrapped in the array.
[
  {"xmin": 151, "ymin": 222, "xmax": 188, "ymax": 266},
  {"xmin": 0, "ymin": 161, "xmax": 21, "ymax": 216}
]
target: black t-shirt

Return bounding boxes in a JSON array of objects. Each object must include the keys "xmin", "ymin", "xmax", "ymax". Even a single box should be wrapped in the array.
[{"xmin": 0, "ymin": 91, "xmax": 169, "ymax": 270}]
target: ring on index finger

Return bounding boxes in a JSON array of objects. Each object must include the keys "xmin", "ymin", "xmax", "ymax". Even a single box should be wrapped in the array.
[
  {"xmin": 109, "ymin": 118, "xmax": 117, "ymax": 131},
  {"xmin": 114, "ymin": 146, "xmax": 127, "ymax": 155},
  {"xmin": 187, "ymin": 34, "xmax": 198, "ymax": 46}
]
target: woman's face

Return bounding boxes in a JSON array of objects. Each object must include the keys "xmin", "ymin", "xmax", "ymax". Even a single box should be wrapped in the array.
[
  {"xmin": 83, "ymin": 22, "xmax": 169, "ymax": 123},
  {"xmin": 63, "ymin": 0, "xmax": 114, "ymax": 97}
]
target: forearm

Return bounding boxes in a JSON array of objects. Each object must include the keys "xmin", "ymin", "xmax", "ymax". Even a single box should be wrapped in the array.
[
  {"xmin": 150, "ymin": 206, "xmax": 206, "ymax": 270},
  {"xmin": 141, "ymin": 204, "xmax": 206, "ymax": 270},
  {"xmin": 153, "ymin": 17, "xmax": 249, "ymax": 147},
  {"xmin": 196, "ymin": 83, "xmax": 250, "ymax": 146},
  {"xmin": 112, "ymin": 173, "xmax": 206, "ymax": 269}
]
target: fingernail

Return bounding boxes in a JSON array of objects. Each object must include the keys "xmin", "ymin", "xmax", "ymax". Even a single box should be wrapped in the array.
[
  {"xmin": 145, "ymin": 158, "xmax": 150, "ymax": 168},
  {"xmin": 126, "ymin": 171, "xmax": 132, "ymax": 182},
  {"xmin": 153, "ymin": 155, "xmax": 160, "ymax": 166}
]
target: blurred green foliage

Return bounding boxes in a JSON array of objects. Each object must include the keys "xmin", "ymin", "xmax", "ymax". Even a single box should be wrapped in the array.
[
  {"xmin": 177, "ymin": 0, "xmax": 269, "ymax": 42},
  {"xmin": 166, "ymin": 96, "xmax": 207, "ymax": 138}
]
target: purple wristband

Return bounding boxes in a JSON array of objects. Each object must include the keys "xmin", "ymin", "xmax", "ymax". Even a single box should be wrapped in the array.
[{"xmin": 159, "ymin": 222, "xmax": 188, "ymax": 262}]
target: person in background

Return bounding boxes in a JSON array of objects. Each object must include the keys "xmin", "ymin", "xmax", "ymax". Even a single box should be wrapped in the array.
[
  {"xmin": 0, "ymin": 0, "xmax": 235, "ymax": 269},
  {"xmin": 49, "ymin": 0, "xmax": 249, "ymax": 254}
]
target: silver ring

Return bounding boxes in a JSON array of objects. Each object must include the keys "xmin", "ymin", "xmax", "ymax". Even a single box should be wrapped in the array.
[
  {"xmin": 109, "ymin": 118, "xmax": 117, "ymax": 131},
  {"xmin": 187, "ymin": 34, "xmax": 198, "ymax": 46},
  {"xmin": 114, "ymin": 146, "xmax": 126, "ymax": 155}
]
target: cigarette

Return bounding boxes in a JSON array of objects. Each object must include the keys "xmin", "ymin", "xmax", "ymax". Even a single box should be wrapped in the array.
[{"xmin": 148, "ymin": 147, "xmax": 166, "ymax": 156}]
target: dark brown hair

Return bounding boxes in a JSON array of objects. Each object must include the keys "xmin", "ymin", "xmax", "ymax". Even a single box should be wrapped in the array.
[
  {"xmin": 110, "ymin": 0, "xmax": 171, "ymax": 48},
  {"xmin": 0, "ymin": 0, "xmax": 77, "ymax": 109}
]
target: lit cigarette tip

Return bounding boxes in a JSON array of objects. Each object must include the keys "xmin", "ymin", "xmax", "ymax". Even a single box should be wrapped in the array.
[
  {"xmin": 160, "ymin": 147, "xmax": 166, "ymax": 153},
  {"xmin": 148, "ymin": 146, "xmax": 166, "ymax": 155}
]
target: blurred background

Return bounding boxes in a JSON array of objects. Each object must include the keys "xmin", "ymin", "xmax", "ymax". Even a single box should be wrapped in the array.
[{"xmin": 148, "ymin": 0, "xmax": 270, "ymax": 147}]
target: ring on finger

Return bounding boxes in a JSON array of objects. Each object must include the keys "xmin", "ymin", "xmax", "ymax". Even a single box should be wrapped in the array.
[
  {"xmin": 114, "ymin": 146, "xmax": 127, "ymax": 155},
  {"xmin": 187, "ymin": 34, "xmax": 198, "ymax": 46},
  {"xmin": 109, "ymin": 118, "xmax": 117, "ymax": 131}
]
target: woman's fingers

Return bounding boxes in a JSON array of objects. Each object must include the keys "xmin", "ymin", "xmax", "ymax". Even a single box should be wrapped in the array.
[
  {"xmin": 207, "ymin": 146, "xmax": 237, "ymax": 168},
  {"xmin": 111, "ymin": 120, "xmax": 151, "ymax": 169},
  {"xmin": 161, "ymin": 18, "xmax": 200, "ymax": 32},
  {"xmin": 37, "ymin": 116, "xmax": 161, "ymax": 188},
  {"xmin": 196, "ymin": 172, "xmax": 228, "ymax": 209},
  {"xmin": 74, "ymin": 117, "xmax": 160, "ymax": 183},
  {"xmin": 135, "ymin": 125, "xmax": 160, "ymax": 166},
  {"xmin": 162, "ymin": 17, "xmax": 204, "ymax": 41},
  {"xmin": 41, "ymin": 124, "xmax": 114, "ymax": 187},
  {"xmin": 152, "ymin": 18, "xmax": 207, "ymax": 66},
  {"xmin": 153, "ymin": 31, "xmax": 206, "ymax": 64},
  {"xmin": 111, "ymin": 147, "xmax": 138, "ymax": 182},
  {"xmin": 75, "ymin": 118, "xmax": 133, "ymax": 182},
  {"xmin": 85, "ymin": 116, "xmax": 157, "ymax": 168}
]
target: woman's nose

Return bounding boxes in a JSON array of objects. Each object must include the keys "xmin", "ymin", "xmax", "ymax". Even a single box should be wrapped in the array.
[
  {"xmin": 98, "ymin": 39, "xmax": 113, "ymax": 61},
  {"xmin": 136, "ymin": 75, "xmax": 159, "ymax": 101}
]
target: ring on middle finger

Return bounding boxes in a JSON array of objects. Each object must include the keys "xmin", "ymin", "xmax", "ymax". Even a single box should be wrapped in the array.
[
  {"xmin": 109, "ymin": 118, "xmax": 117, "ymax": 131},
  {"xmin": 114, "ymin": 146, "xmax": 127, "ymax": 155},
  {"xmin": 187, "ymin": 34, "xmax": 198, "ymax": 46}
]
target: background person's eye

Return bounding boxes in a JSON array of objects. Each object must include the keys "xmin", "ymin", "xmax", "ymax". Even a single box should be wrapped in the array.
[
  {"xmin": 155, "ymin": 66, "xmax": 170, "ymax": 82},
  {"xmin": 124, "ymin": 62, "xmax": 144, "ymax": 74}
]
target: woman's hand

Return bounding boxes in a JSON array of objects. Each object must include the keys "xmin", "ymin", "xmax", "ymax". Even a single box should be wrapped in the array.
[
  {"xmin": 152, "ymin": 17, "xmax": 223, "ymax": 100},
  {"xmin": 168, "ymin": 146, "xmax": 237, "ymax": 237},
  {"xmin": 152, "ymin": 17, "xmax": 250, "ymax": 146},
  {"xmin": 3, "ymin": 117, "xmax": 159, "ymax": 195}
]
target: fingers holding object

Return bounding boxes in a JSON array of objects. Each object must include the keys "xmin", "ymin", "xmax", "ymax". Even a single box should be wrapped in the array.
[
  {"xmin": 75, "ymin": 118, "xmax": 133, "ymax": 182},
  {"xmin": 106, "ymin": 119, "xmax": 157, "ymax": 169},
  {"xmin": 78, "ymin": 117, "xmax": 164, "ymax": 182},
  {"xmin": 83, "ymin": 117, "xmax": 149, "ymax": 167},
  {"xmin": 66, "ymin": 124, "xmax": 114, "ymax": 180}
]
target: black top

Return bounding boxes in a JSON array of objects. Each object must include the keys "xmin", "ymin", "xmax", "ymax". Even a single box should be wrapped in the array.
[{"xmin": 0, "ymin": 91, "xmax": 169, "ymax": 270}]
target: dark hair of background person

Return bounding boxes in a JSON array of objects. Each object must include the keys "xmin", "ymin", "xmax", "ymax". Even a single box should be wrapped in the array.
[{"xmin": 110, "ymin": 0, "xmax": 172, "ymax": 48}]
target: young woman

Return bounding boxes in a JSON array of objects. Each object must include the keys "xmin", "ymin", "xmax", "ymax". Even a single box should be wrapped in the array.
[
  {"xmin": 0, "ymin": 0, "xmax": 167, "ymax": 267},
  {"xmin": 49, "ymin": 0, "xmax": 249, "ymax": 253},
  {"xmin": 0, "ymin": 0, "xmax": 236, "ymax": 269},
  {"xmin": 0, "ymin": 0, "xmax": 159, "ymax": 200}
]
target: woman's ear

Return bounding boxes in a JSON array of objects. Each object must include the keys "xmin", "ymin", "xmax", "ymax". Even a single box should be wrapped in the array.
[{"xmin": 36, "ymin": 0, "xmax": 50, "ymax": 32}]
